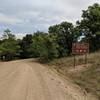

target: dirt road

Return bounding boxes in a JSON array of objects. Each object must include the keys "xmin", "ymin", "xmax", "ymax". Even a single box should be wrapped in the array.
[{"xmin": 0, "ymin": 59, "xmax": 98, "ymax": 100}]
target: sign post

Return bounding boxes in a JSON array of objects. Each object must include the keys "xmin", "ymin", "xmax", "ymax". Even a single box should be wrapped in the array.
[
  {"xmin": 72, "ymin": 43, "xmax": 89, "ymax": 68},
  {"xmin": 74, "ymin": 54, "xmax": 76, "ymax": 68},
  {"xmin": 85, "ymin": 54, "xmax": 87, "ymax": 64}
]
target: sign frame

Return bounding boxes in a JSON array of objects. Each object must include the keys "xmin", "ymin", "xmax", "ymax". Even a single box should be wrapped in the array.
[
  {"xmin": 72, "ymin": 43, "xmax": 89, "ymax": 55},
  {"xmin": 72, "ymin": 43, "xmax": 89, "ymax": 68}
]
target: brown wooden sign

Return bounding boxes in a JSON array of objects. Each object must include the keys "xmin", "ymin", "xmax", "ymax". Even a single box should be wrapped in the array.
[
  {"xmin": 72, "ymin": 43, "xmax": 89, "ymax": 55},
  {"xmin": 72, "ymin": 43, "xmax": 89, "ymax": 67}
]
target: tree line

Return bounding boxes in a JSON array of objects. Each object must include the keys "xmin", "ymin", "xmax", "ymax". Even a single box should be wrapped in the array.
[{"xmin": 0, "ymin": 3, "xmax": 100, "ymax": 62}]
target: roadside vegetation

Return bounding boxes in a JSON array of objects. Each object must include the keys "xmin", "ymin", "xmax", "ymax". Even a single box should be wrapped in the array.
[
  {"xmin": 71, "ymin": 52, "xmax": 100, "ymax": 99},
  {"xmin": 47, "ymin": 51, "xmax": 100, "ymax": 99}
]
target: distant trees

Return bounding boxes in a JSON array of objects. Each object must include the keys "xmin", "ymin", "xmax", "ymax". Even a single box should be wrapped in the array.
[
  {"xmin": 30, "ymin": 32, "xmax": 59, "ymax": 62},
  {"xmin": 19, "ymin": 34, "xmax": 33, "ymax": 58},
  {"xmin": 0, "ymin": 29, "xmax": 20, "ymax": 61},
  {"xmin": 0, "ymin": 3, "xmax": 100, "ymax": 62}
]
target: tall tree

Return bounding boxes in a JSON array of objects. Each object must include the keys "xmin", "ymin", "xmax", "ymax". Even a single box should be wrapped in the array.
[
  {"xmin": 0, "ymin": 29, "xmax": 20, "ymax": 61},
  {"xmin": 77, "ymin": 3, "xmax": 100, "ymax": 51},
  {"xmin": 49, "ymin": 21, "xmax": 74, "ymax": 57},
  {"xmin": 3, "ymin": 29, "xmax": 15, "ymax": 39}
]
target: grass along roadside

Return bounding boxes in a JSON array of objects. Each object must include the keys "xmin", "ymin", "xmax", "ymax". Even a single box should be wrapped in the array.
[{"xmin": 47, "ymin": 51, "xmax": 100, "ymax": 99}]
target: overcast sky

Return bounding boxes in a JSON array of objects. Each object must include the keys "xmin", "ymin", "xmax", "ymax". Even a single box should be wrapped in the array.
[{"xmin": 0, "ymin": 0, "xmax": 99, "ymax": 35}]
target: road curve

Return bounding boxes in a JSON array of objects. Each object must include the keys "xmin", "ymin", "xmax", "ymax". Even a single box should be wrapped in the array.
[{"xmin": 0, "ymin": 59, "xmax": 98, "ymax": 100}]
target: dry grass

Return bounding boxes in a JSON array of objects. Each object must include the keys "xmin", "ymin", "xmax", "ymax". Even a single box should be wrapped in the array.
[{"xmin": 47, "ymin": 51, "xmax": 100, "ymax": 99}]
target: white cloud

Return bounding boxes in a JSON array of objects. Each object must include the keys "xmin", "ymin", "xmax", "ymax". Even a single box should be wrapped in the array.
[
  {"xmin": 0, "ymin": 0, "xmax": 99, "ymax": 33},
  {"xmin": 0, "ymin": 13, "xmax": 23, "ymax": 25}
]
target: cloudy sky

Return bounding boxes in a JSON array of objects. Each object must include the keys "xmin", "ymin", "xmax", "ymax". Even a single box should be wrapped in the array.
[{"xmin": 0, "ymin": 0, "xmax": 99, "ymax": 35}]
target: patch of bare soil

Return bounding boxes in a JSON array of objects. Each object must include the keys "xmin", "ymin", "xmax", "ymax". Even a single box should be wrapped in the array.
[{"xmin": 68, "ymin": 64, "xmax": 91, "ymax": 73}]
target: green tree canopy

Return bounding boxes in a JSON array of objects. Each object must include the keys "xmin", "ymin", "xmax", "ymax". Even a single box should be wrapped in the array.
[
  {"xmin": 0, "ymin": 29, "xmax": 20, "ymax": 61},
  {"xmin": 31, "ymin": 32, "xmax": 59, "ymax": 62},
  {"xmin": 19, "ymin": 34, "xmax": 33, "ymax": 58},
  {"xmin": 49, "ymin": 21, "xmax": 74, "ymax": 57},
  {"xmin": 77, "ymin": 3, "xmax": 100, "ymax": 51}
]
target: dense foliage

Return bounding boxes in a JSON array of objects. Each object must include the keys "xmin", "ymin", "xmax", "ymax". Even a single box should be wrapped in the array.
[
  {"xmin": 0, "ymin": 29, "xmax": 20, "ymax": 61},
  {"xmin": 77, "ymin": 3, "xmax": 100, "ymax": 51},
  {"xmin": 0, "ymin": 3, "xmax": 100, "ymax": 62}
]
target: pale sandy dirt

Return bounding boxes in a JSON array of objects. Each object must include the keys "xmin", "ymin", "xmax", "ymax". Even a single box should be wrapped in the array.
[{"xmin": 0, "ymin": 59, "xmax": 98, "ymax": 100}]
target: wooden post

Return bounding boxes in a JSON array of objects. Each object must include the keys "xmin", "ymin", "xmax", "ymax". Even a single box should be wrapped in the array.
[
  {"xmin": 74, "ymin": 54, "xmax": 76, "ymax": 68},
  {"xmin": 85, "ymin": 54, "xmax": 87, "ymax": 64}
]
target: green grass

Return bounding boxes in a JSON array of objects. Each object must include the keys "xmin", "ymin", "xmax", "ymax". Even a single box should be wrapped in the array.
[
  {"xmin": 47, "ymin": 51, "xmax": 100, "ymax": 99},
  {"xmin": 72, "ymin": 64, "xmax": 100, "ymax": 97},
  {"xmin": 48, "ymin": 56, "xmax": 74, "ymax": 72}
]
